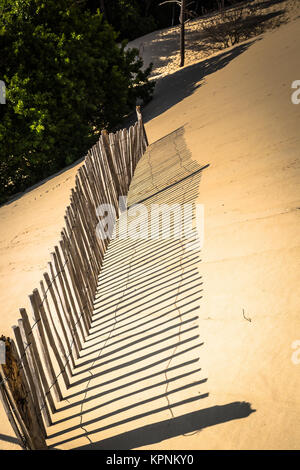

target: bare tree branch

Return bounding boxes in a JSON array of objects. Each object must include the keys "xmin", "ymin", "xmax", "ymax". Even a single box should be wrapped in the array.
[{"xmin": 159, "ymin": 1, "xmax": 181, "ymax": 6}]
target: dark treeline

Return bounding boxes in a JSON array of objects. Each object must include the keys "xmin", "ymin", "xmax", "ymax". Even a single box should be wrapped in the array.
[
  {"xmin": 0, "ymin": 0, "xmax": 154, "ymax": 203},
  {"xmin": 0, "ymin": 0, "xmax": 243, "ymax": 203},
  {"xmin": 86, "ymin": 1, "xmax": 242, "ymax": 41}
]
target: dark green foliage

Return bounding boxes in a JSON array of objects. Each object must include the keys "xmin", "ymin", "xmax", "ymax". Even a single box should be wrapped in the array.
[
  {"xmin": 105, "ymin": 1, "xmax": 157, "ymax": 41},
  {"xmin": 87, "ymin": 1, "xmax": 246, "ymax": 41},
  {"xmin": 0, "ymin": 0, "xmax": 154, "ymax": 202},
  {"xmin": 87, "ymin": 1, "xmax": 158, "ymax": 40}
]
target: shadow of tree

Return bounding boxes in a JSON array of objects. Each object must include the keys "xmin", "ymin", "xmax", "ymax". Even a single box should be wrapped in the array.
[
  {"xmin": 201, "ymin": 9, "xmax": 286, "ymax": 49},
  {"xmin": 140, "ymin": 40, "xmax": 258, "ymax": 124}
]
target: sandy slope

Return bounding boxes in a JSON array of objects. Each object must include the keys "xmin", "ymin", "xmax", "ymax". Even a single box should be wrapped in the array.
[
  {"xmin": 0, "ymin": 162, "xmax": 83, "ymax": 337},
  {"xmin": 129, "ymin": 0, "xmax": 300, "ymax": 79},
  {"xmin": 1, "ymin": 8, "xmax": 300, "ymax": 450},
  {"xmin": 140, "ymin": 17, "xmax": 300, "ymax": 449}
]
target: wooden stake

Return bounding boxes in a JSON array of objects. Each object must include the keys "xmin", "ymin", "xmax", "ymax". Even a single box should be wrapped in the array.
[{"xmin": 19, "ymin": 309, "xmax": 55, "ymax": 419}]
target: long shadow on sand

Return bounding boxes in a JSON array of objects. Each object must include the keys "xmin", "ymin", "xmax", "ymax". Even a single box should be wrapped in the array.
[
  {"xmin": 46, "ymin": 127, "xmax": 255, "ymax": 450},
  {"xmin": 139, "ymin": 40, "xmax": 260, "ymax": 125},
  {"xmin": 74, "ymin": 401, "xmax": 255, "ymax": 449}
]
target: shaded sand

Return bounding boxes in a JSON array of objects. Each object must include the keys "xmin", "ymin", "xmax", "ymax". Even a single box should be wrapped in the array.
[{"xmin": 1, "ymin": 9, "xmax": 300, "ymax": 450}]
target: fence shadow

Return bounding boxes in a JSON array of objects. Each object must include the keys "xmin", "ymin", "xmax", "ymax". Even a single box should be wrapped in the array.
[
  {"xmin": 45, "ymin": 127, "xmax": 253, "ymax": 450},
  {"xmin": 142, "ymin": 40, "xmax": 257, "ymax": 124},
  {"xmin": 74, "ymin": 401, "xmax": 255, "ymax": 450},
  {"xmin": 0, "ymin": 433, "xmax": 20, "ymax": 446}
]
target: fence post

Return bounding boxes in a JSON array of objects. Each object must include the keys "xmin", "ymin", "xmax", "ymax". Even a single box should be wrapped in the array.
[
  {"xmin": 0, "ymin": 370, "xmax": 28, "ymax": 449},
  {"xmin": 0, "ymin": 110, "xmax": 149, "ymax": 449},
  {"xmin": 136, "ymin": 105, "xmax": 149, "ymax": 148}
]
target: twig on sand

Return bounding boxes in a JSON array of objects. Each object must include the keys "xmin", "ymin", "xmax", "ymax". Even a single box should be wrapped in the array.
[{"xmin": 242, "ymin": 308, "xmax": 252, "ymax": 322}]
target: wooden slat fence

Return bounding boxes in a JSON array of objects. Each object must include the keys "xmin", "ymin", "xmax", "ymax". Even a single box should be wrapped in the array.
[{"xmin": 0, "ymin": 107, "xmax": 148, "ymax": 449}]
